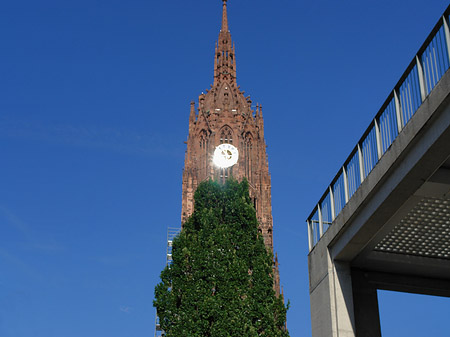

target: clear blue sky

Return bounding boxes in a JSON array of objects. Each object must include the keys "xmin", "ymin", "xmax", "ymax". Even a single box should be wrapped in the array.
[{"xmin": 1, "ymin": 0, "xmax": 449, "ymax": 336}]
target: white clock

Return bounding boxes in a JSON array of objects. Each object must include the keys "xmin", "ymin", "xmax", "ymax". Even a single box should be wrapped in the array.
[{"xmin": 213, "ymin": 144, "xmax": 239, "ymax": 168}]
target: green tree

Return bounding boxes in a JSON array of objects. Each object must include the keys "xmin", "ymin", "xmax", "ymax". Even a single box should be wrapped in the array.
[{"xmin": 154, "ymin": 178, "xmax": 289, "ymax": 336}]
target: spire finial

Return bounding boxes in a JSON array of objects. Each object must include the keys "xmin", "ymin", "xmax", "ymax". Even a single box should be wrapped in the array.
[{"xmin": 221, "ymin": 0, "xmax": 228, "ymax": 32}]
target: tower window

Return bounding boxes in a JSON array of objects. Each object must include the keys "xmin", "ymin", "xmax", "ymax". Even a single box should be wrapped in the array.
[
  {"xmin": 199, "ymin": 130, "xmax": 208, "ymax": 177},
  {"xmin": 220, "ymin": 126, "xmax": 233, "ymax": 144},
  {"xmin": 245, "ymin": 132, "xmax": 253, "ymax": 181}
]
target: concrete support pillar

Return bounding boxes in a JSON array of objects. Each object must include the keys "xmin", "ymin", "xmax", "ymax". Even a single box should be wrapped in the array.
[
  {"xmin": 309, "ymin": 247, "xmax": 356, "ymax": 337},
  {"xmin": 351, "ymin": 270, "xmax": 382, "ymax": 337},
  {"xmin": 332, "ymin": 261, "xmax": 356, "ymax": 337},
  {"xmin": 309, "ymin": 245, "xmax": 385, "ymax": 337}
]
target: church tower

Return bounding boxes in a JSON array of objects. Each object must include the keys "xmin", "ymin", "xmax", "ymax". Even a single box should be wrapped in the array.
[{"xmin": 181, "ymin": 0, "xmax": 279, "ymax": 292}]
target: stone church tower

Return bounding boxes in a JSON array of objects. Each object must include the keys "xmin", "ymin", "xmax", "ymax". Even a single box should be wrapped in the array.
[{"xmin": 181, "ymin": 0, "xmax": 280, "ymax": 293}]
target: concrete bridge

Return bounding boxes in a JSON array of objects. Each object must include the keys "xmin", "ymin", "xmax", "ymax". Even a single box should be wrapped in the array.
[{"xmin": 307, "ymin": 6, "xmax": 450, "ymax": 337}]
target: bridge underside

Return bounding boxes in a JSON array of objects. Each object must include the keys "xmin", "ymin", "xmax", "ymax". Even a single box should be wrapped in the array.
[
  {"xmin": 354, "ymin": 156, "xmax": 450, "ymax": 291},
  {"xmin": 351, "ymin": 156, "xmax": 450, "ymax": 292},
  {"xmin": 309, "ymin": 70, "xmax": 450, "ymax": 337}
]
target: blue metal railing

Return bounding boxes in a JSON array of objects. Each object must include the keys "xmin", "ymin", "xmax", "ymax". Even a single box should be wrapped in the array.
[{"xmin": 307, "ymin": 6, "xmax": 450, "ymax": 251}]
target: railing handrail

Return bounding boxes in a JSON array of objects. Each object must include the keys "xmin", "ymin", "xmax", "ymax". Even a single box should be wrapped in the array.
[{"xmin": 307, "ymin": 4, "xmax": 450, "ymax": 249}]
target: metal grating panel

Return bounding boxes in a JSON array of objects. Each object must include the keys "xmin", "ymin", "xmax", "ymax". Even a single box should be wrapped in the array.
[{"xmin": 375, "ymin": 197, "xmax": 450, "ymax": 259}]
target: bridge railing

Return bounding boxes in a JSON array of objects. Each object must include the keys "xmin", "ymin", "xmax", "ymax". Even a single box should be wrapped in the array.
[{"xmin": 307, "ymin": 6, "xmax": 450, "ymax": 251}]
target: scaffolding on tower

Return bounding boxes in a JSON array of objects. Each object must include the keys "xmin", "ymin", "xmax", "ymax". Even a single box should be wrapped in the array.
[{"xmin": 154, "ymin": 227, "xmax": 180, "ymax": 337}]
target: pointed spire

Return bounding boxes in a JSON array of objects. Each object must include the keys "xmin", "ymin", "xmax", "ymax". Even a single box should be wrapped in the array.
[
  {"xmin": 221, "ymin": 0, "xmax": 228, "ymax": 32},
  {"xmin": 256, "ymin": 105, "xmax": 263, "ymax": 119},
  {"xmin": 214, "ymin": 0, "xmax": 236, "ymax": 85},
  {"xmin": 257, "ymin": 105, "xmax": 265, "ymax": 139}
]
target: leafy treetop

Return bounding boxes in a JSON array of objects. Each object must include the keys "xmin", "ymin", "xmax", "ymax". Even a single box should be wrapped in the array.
[{"xmin": 154, "ymin": 178, "xmax": 289, "ymax": 336}]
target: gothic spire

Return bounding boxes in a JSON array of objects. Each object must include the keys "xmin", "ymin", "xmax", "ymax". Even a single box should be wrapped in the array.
[
  {"xmin": 214, "ymin": 0, "xmax": 236, "ymax": 85},
  {"xmin": 221, "ymin": 0, "xmax": 228, "ymax": 32}
]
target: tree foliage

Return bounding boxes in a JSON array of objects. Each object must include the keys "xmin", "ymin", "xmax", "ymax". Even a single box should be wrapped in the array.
[{"xmin": 154, "ymin": 178, "xmax": 289, "ymax": 336}]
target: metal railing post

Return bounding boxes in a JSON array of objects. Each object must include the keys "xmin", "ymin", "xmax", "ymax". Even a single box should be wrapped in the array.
[
  {"xmin": 416, "ymin": 55, "xmax": 427, "ymax": 101},
  {"xmin": 358, "ymin": 143, "xmax": 365, "ymax": 182},
  {"xmin": 343, "ymin": 166, "xmax": 349, "ymax": 203},
  {"xmin": 307, "ymin": 219, "xmax": 313, "ymax": 251},
  {"xmin": 329, "ymin": 186, "xmax": 336, "ymax": 221},
  {"xmin": 394, "ymin": 89, "xmax": 403, "ymax": 133},
  {"xmin": 443, "ymin": 16, "xmax": 450, "ymax": 65},
  {"xmin": 374, "ymin": 118, "xmax": 383, "ymax": 159},
  {"xmin": 318, "ymin": 204, "xmax": 323, "ymax": 237}
]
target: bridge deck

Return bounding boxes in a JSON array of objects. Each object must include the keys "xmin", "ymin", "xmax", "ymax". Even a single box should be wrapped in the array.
[{"xmin": 308, "ymin": 6, "xmax": 450, "ymax": 337}]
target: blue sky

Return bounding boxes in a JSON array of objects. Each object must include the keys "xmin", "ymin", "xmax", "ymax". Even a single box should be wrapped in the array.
[{"xmin": 1, "ymin": 0, "xmax": 449, "ymax": 336}]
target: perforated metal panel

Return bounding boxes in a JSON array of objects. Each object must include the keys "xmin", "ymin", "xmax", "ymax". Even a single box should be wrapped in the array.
[{"xmin": 375, "ymin": 197, "xmax": 450, "ymax": 259}]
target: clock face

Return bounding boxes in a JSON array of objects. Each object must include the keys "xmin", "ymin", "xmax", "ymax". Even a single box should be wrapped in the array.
[{"xmin": 213, "ymin": 144, "xmax": 239, "ymax": 168}]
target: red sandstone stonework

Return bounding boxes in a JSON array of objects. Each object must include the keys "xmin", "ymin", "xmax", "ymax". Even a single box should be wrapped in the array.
[{"xmin": 181, "ymin": 0, "xmax": 281, "ymax": 295}]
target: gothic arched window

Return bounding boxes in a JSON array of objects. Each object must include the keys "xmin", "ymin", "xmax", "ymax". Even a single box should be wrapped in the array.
[
  {"xmin": 199, "ymin": 130, "xmax": 208, "ymax": 148},
  {"xmin": 199, "ymin": 130, "xmax": 208, "ymax": 177},
  {"xmin": 220, "ymin": 126, "xmax": 233, "ymax": 144},
  {"xmin": 244, "ymin": 132, "xmax": 253, "ymax": 181}
]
